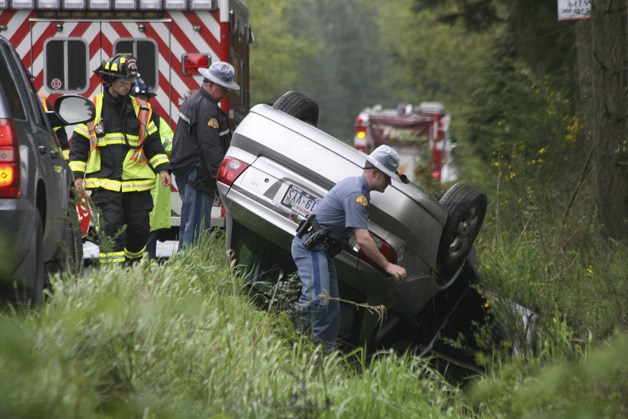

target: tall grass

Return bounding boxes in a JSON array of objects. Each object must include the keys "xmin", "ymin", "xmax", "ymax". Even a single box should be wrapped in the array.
[
  {"xmin": 0, "ymin": 231, "xmax": 469, "ymax": 418},
  {"xmin": 1, "ymin": 228, "xmax": 625, "ymax": 417}
]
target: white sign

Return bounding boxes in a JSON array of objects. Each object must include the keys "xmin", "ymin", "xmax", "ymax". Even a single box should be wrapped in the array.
[{"xmin": 558, "ymin": 0, "xmax": 591, "ymax": 21}]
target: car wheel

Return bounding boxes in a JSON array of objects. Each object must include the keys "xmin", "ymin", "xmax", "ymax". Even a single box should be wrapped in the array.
[
  {"xmin": 272, "ymin": 91, "xmax": 319, "ymax": 126},
  {"xmin": 20, "ymin": 212, "xmax": 44, "ymax": 306},
  {"xmin": 436, "ymin": 183, "xmax": 487, "ymax": 289}
]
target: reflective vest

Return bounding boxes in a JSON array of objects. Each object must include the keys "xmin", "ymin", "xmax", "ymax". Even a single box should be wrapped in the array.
[
  {"xmin": 149, "ymin": 117, "xmax": 175, "ymax": 231},
  {"xmin": 70, "ymin": 94, "xmax": 167, "ymax": 192}
]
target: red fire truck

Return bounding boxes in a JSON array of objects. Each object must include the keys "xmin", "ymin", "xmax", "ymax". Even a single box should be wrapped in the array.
[
  {"xmin": 354, "ymin": 102, "xmax": 457, "ymax": 184},
  {"xmin": 0, "ymin": 0, "xmax": 252, "ymax": 237}
]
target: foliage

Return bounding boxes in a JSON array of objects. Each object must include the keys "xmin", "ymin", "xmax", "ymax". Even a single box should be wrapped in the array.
[
  {"xmin": 286, "ymin": 0, "xmax": 392, "ymax": 140},
  {"xmin": 470, "ymin": 328, "xmax": 628, "ymax": 418},
  {"xmin": 0, "ymin": 232, "xmax": 471, "ymax": 418},
  {"xmin": 1, "ymin": 232, "xmax": 626, "ymax": 417},
  {"xmin": 246, "ymin": 0, "xmax": 313, "ymax": 106}
]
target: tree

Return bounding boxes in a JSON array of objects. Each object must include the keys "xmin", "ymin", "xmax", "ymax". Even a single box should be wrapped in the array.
[
  {"xmin": 246, "ymin": 0, "xmax": 311, "ymax": 106},
  {"xmin": 590, "ymin": 0, "xmax": 628, "ymax": 242}
]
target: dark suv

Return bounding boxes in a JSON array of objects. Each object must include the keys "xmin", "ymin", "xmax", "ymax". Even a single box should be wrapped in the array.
[{"xmin": 0, "ymin": 35, "xmax": 94, "ymax": 305}]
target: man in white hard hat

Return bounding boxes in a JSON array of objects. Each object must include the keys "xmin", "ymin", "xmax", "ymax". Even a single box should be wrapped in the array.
[
  {"xmin": 170, "ymin": 61, "xmax": 240, "ymax": 250},
  {"xmin": 291, "ymin": 145, "xmax": 408, "ymax": 349}
]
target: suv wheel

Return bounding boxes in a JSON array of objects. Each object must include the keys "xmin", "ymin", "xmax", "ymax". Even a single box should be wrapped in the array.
[
  {"xmin": 436, "ymin": 183, "xmax": 487, "ymax": 289},
  {"xmin": 18, "ymin": 212, "xmax": 44, "ymax": 306},
  {"xmin": 272, "ymin": 91, "xmax": 319, "ymax": 126}
]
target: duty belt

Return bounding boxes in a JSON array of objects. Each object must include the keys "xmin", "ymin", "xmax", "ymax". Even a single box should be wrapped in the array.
[{"xmin": 296, "ymin": 214, "xmax": 343, "ymax": 258}]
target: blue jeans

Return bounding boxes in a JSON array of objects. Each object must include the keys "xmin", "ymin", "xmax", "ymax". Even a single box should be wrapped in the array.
[
  {"xmin": 177, "ymin": 169, "xmax": 214, "ymax": 251},
  {"xmin": 291, "ymin": 235, "xmax": 340, "ymax": 348},
  {"xmin": 146, "ymin": 231, "xmax": 158, "ymax": 260}
]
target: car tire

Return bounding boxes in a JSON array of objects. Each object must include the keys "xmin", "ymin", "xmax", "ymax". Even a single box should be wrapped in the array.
[
  {"xmin": 20, "ymin": 212, "xmax": 44, "ymax": 306},
  {"xmin": 436, "ymin": 183, "xmax": 487, "ymax": 289},
  {"xmin": 272, "ymin": 91, "xmax": 319, "ymax": 126}
]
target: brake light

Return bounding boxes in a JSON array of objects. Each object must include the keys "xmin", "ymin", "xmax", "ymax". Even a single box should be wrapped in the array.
[
  {"xmin": 217, "ymin": 157, "xmax": 248, "ymax": 187},
  {"xmin": 0, "ymin": 118, "xmax": 21, "ymax": 198},
  {"xmin": 358, "ymin": 232, "xmax": 397, "ymax": 270}
]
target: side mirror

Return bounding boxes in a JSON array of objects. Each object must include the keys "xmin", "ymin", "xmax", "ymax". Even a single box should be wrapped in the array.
[{"xmin": 48, "ymin": 95, "xmax": 95, "ymax": 127}]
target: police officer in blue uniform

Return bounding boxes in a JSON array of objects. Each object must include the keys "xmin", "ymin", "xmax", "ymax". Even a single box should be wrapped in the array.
[
  {"xmin": 170, "ymin": 61, "xmax": 240, "ymax": 250},
  {"xmin": 292, "ymin": 145, "xmax": 408, "ymax": 349}
]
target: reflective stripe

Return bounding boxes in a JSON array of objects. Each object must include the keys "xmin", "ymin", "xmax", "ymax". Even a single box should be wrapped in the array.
[
  {"xmin": 88, "ymin": 95, "xmax": 103, "ymax": 151},
  {"xmin": 99, "ymin": 133, "xmax": 143, "ymax": 147},
  {"xmin": 146, "ymin": 123, "xmax": 158, "ymax": 136},
  {"xmin": 69, "ymin": 160, "xmax": 86, "ymax": 172},
  {"xmin": 84, "ymin": 177, "xmax": 156, "ymax": 192},
  {"xmin": 219, "ymin": 129, "xmax": 230, "ymax": 136},
  {"xmin": 74, "ymin": 124, "xmax": 90, "ymax": 138},
  {"xmin": 100, "ymin": 251, "xmax": 125, "ymax": 264},
  {"xmin": 131, "ymin": 149, "xmax": 148, "ymax": 163},
  {"xmin": 178, "ymin": 113, "xmax": 190, "ymax": 123},
  {"xmin": 121, "ymin": 179, "xmax": 155, "ymax": 192},
  {"xmin": 149, "ymin": 153, "xmax": 169, "ymax": 168},
  {"xmin": 129, "ymin": 96, "xmax": 152, "ymax": 162},
  {"xmin": 124, "ymin": 246, "xmax": 146, "ymax": 259}
]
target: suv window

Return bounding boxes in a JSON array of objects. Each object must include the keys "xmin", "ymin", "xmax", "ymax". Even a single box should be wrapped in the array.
[
  {"xmin": 115, "ymin": 39, "xmax": 158, "ymax": 91},
  {"xmin": 44, "ymin": 39, "xmax": 89, "ymax": 93},
  {"xmin": 0, "ymin": 43, "xmax": 26, "ymax": 119}
]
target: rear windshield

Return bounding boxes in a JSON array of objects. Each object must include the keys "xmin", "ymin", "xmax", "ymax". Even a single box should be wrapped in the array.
[{"xmin": 0, "ymin": 43, "xmax": 26, "ymax": 120}]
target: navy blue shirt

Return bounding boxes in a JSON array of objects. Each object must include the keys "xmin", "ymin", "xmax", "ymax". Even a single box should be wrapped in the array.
[{"xmin": 314, "ymin": 175, "xmax": 370, "ymax": 243}]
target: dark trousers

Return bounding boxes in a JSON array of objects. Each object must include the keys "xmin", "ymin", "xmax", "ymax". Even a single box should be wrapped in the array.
[{"xmin": 91, "ymin": 188, "xmax": 153, "ymax": 260}]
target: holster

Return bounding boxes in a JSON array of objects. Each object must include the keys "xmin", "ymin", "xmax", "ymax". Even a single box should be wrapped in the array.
[
  {"xmin": 296, "ymin": 214, "xmax": 319, "ymax": 238},
  {"xmin": 296, "ymin": 214, "xmax": 343, "ymax": 256}
]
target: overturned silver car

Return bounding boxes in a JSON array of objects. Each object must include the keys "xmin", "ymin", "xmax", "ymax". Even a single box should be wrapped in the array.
[{"xmin": 216, "ymin": 92, "xmax": 514, "ymax": 356}]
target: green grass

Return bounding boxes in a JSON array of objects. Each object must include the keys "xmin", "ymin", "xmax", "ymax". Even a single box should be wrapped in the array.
[{"xmin": 0, "ymin": 230, "xmax": 625, "ymax": 418}]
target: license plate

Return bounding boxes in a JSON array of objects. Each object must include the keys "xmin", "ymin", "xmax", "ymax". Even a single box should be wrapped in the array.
[{"xmin": 282, "ymin": 185, "xmax": 319, "ymax": 216}]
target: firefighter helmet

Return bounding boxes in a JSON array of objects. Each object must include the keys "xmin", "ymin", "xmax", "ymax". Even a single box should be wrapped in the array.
[
  {"xmin": 131, "ymin": 79, "xmax": 156, "ymax": 98},
  {"xmin": 94, "ymin": 53, "xmax": 140, "ymax": 80}
]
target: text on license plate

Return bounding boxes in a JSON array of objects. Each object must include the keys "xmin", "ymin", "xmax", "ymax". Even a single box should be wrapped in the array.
[{"xmin": 282, "ymin": 185, "xmax": 319, "ymax": 215}]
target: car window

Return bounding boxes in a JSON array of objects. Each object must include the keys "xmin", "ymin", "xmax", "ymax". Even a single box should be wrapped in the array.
[
  {"xmin": 44, "ymin": 38, "xmax": 89, "ymax": 93},
  {"xmin": 0, "ymin": 42, "xmax": 26, "ymax": 120},
  {"xmin": 9, "ymin": 47, "xmax": 46, "ymax": 127},
  {"xmin": 115, "ymin": 39, "xmax": 158, "ymax": 91}
]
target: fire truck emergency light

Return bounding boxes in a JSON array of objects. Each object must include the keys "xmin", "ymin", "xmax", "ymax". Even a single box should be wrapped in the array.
[
  {"xmin": 88, "ymin": 0, "xmax": 110, "ymax": 9},
  {"xmin": 182, "ymin": 53, "xmax": 210, "ymax": 76},
  {"xmin": 62, "ymin": 0, "xmax": 86, "ymax": 8},
  {"xmin": 164, "ymin": 0, "xmax": 185, "ymax": 10},
  {"xmin": 114, "ymin": 0, "xmax": 135, "ymax": 9},
  {"xmin": 190, "ymin": 0, "xmax": 215, "ymax": 10},
  {"xmin": 138, "ymin": 0, "xmax": 160, "ymax": 9},
  {"xmin": 36, "ymin": 0, "xmax": 60, "ymax": 8},
  {"xmin": 10, "ymin": 0, "xmax": 34, "ymax": 8}
]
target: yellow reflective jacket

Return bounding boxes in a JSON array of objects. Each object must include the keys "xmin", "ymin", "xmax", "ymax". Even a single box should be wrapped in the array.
[{"xmin": 69, "ymin": 92, "xmax": 170, "ymax": 192}]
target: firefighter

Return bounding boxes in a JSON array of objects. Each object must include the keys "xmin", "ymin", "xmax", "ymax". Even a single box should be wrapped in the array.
[
  {"xmin": 69, "ymin": 54, "xmax": 171, "ymax": 264},
  {"xmin": 291, "ymin": 145, "xmax": 407, "ymax": 349},
  {"xmin": 131, "ymin": 79, "xmax": 174, "ymax": 260},
  {"xmin": 170, "ymin": 61, "xmax": 240, "ymax": 250}
]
